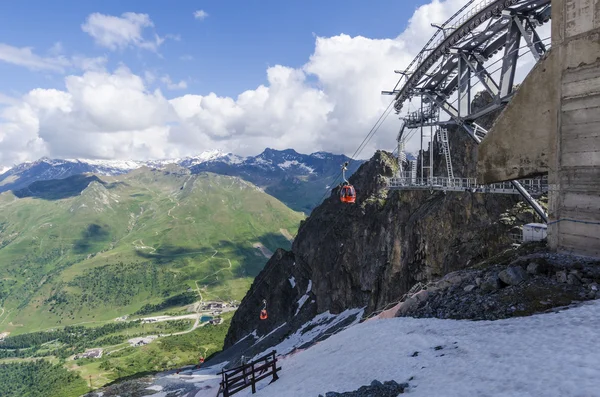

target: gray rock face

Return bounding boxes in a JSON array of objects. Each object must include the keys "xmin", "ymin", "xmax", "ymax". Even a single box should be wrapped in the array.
[
  {"xmin": 499, "ymin": 266, "xmax": 529, "ymax": 286},
  {"xmin": 223, "ymin": 149, "xmax": 522, "ymax": 350}
]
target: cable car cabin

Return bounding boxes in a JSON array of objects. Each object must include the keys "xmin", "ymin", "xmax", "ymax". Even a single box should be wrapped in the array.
[
  {"xmin": 340, "ymin": 185, "xmax": 356, "ymax": 203},
  {"xmin": 260, "ymin": 309, "xmax": 268, "ymax": 320}
]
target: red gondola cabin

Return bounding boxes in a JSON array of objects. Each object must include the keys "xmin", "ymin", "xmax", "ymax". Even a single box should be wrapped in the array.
[
  {"xmin": 340, "ymin": 185, "xmax": 356, "ymax": 203},
  {"xmin": 260, "ymin": 309, "xmax": 268, "ymax": 320}
]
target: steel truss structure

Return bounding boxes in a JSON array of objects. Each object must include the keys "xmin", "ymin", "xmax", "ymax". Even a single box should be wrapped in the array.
[{"xmin": 383, "ymin": 0, "xmax": 551, "ymax": 222}]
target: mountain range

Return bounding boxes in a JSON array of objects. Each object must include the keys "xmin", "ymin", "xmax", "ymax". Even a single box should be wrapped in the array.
[{"xmin": 0, "ymin": 149, "xmax": 367, "ymax": 213}]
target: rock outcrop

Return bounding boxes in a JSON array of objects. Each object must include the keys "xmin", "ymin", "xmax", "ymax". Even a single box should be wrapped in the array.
[
  {"xmin": 222, "ymin": 145, "xmax": 530, "ymax": 353},
  {"xmin": 393, "ymin": 244, "xmax": 600, "ymax": 321}
]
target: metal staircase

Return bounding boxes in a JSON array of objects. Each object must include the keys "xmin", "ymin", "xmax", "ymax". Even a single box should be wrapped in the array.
[{"xmin": 439, "ymin": 127, "xmax": 454, "ymax": 179}]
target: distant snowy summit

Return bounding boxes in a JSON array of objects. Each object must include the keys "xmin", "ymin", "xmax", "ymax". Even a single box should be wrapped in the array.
[
  {"xmin": 0, "ymin": 149, "xmax": 354, "ymax": 178},
  {"xmin": 0, "ymin": 149, "xmax": 366, "ymax": 211},
  {"xmin": 4, "ymin": 149, "xmax": 239, "ymax": 177}
]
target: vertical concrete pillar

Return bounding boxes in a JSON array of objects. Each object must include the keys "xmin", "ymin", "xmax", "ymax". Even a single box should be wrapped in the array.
[{"xmin": 550, "ymin": 0, "xmax": 600, "ymax": 257}]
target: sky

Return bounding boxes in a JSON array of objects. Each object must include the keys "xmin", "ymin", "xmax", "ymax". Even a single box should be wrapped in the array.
[{"xmin": 0, "ymin": 0, "xmax": 495, "ymax": 168}]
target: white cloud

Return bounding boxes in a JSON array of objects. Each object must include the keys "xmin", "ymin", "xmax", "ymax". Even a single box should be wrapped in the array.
[
  {"xmin": 180, "ymin": 54, "xmax": 194, "ymax": 61},
  {"xmin": 0, "ymin": 42, "xmax": 108, "ymax": 74},
  {"xmin": 0, "ymin": 0, "xmax": 543, "ymax": 168},
  {"xmin": 71, "ymin": 55, "xmax": 108, "ymax": 72},
  {"xmin": 0, "ymin": 43, "xmax": 71, "ymax": 72},
  {"xmin": 0, "ymin": 66, "xmax": 178, "ymax": 167},
  {"xmin": 81, "ymin": 12, "xmax": 163, "ymax": 52},
  {"xmin": 161, "ymin": 75, "xmax": 188, "ymax": 90},
  {"xmin": 194, "ymin": 10, "xmax": 209, "ymax": 20},
  {"xmin": 0, "ymin": 93, "xmax": 18, "ymax": 106}
]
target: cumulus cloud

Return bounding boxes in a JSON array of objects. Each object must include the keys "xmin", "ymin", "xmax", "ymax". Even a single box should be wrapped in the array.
[
  {"xmin": 194, "ymin": 10, "xmax": 209, "ymax": 20},
  {"xmin": 81, "ymin": 12, "xmax": 164, "ymax": 51},
  {"xmin": 0, "ymin": 0, "xmax": 544, "ymax": 168},
  {"xmin": 0, "ymin": 66, "xmax": 177, "ymax": 167}
]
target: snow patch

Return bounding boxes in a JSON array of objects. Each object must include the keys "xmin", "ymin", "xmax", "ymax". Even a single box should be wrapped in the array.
[
  {"xmin": 310, "ymin": 152, "xmax": 328, "ymax": 159},
  {"xmin": 278, "ymin": 160, "xmax": 315, "ymax": 173},
  {"xmin": 288, "ymin": 277, "xmax": 296, "ymax": 288},
  {"xmin": 235, "ymin": 301, "xmax": 600, "ymax": 397},
  {"xmin": 252, "ymin": 308, "xmax": 364, "ymax": 362},
  {"xmin": 294, "ymin": 280, "xmax": 313, "ymax": 316}
]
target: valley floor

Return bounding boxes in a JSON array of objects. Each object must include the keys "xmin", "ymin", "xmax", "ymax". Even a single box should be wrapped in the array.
[{"xmin": 112, "ymin": 299, "xmax": 600, "ymax": 397}]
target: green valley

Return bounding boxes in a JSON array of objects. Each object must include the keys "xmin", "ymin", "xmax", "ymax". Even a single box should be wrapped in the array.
[
  {"xmin": 0, "ymin": 166, "xmax": 303, "ymax": 334},
  {"xmin": 0, "ymin": 166, "xmax": 304, "ymax": 392}
]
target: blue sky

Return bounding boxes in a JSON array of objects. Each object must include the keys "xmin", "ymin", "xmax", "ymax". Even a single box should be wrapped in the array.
[{"xmin": 0, "ymin": 0, "xmax": 429, "ymax": 98}]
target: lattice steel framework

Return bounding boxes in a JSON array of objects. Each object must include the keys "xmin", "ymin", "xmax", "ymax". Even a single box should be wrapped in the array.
[{"xmin": 382, "ymin": 0, "xmax": 551, "ymax": 222}]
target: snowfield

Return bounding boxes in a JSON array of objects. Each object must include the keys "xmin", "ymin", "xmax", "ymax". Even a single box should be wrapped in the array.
[{"xmin": 188, "ymin": 300, "xmax": 600, "ymax": 397}]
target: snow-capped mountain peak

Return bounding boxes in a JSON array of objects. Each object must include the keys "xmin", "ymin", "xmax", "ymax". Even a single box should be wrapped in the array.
[{"xmin": 0, "ymin": 148, "xmax": 366, "ymax": 212}]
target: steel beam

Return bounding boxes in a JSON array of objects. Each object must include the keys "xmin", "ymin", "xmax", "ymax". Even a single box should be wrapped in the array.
[
  {"xmin": 460, "ymin": 53, "xmax": 500, "ymax": 97},
  {"xmin": 422, "ymin": 91, "xmax": 482, "ymax": 143},
  {"xmin": 458, "ymin": 56, "xmax": 471, "ymax": 117},
  {"xmin": 526, "ymin": 18, "xmax": 547, "ymax": 59},
  {"xmin": 423, "ymin": 92, "xmax": 459, "ymax": 119},
  {"xmin": 511, "ymin": 180, "xmax": 549, "ymax": 222},
  {"xmin": 498, "ymin": 16, "xmax": 522, "ymax": 98}
]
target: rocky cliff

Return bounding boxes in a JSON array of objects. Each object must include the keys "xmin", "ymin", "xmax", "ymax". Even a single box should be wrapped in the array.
[{"xmin": 222, "ymin": 144, "xmax": 531, "ymax": 353}]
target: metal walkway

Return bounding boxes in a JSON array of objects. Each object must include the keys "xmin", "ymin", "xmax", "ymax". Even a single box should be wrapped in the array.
[{"xmin": 386, "ymin": 175, "xmax": 547, "ymax": 196}]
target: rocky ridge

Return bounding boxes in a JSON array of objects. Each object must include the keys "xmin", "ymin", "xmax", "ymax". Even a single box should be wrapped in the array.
[
  {"xmin": 393, "ymin": 242, "xmax": 600, "ymax": 320},
  {"xmin": 219, "ymin": 146, "xmax": 533, "ymax": 364}
]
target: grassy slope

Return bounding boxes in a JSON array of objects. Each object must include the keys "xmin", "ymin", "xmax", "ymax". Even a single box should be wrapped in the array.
[
  {"xmin": 79, "ymin": 312, "xmax": 235, "ymax": 388},
  {"xmin": 0, "ymin": 168, "xmax": 304, "ymax": 334},
  {"xmin": 0, "ymin": 313, "xmax": 232, "ymax": 393}
]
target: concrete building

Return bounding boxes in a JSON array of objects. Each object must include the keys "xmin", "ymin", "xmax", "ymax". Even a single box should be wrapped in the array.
[{"xmin": 478, "ymin": 0, "xmax": 600, "ymax": 257}]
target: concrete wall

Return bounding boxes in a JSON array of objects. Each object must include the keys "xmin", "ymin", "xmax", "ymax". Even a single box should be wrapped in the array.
[
  {"xmin": 477, "ymin": 0, "xmax": 600, "ymax": 257},
  {"xmin": 477, "ymin": 50, "xmax": 558, "ymax": 183},
  {"xmin": 550, "ymin": 0, "xmax": 600, "ymax": 257}
]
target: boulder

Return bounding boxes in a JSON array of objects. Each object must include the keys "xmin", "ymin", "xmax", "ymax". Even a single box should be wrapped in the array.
[
  {"xmin": 567, "ymin": 274, "xmax": 581, "ymax": 285},
  {"xmin": 499, "ymin": 266, "xmax": 528, "ymax": 286},
  {"xmin": 480, "ymin": 273, "xmax": 502, "ymax": 292}
]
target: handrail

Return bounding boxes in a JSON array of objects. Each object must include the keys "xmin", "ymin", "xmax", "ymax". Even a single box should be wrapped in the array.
[
  {"xmin": 218, "ymin": 350, "xmax": 280, "ymax": 396},
  {"xmin": 386, "ymin": 175, "xmax": 547, "ymax": 195}
]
